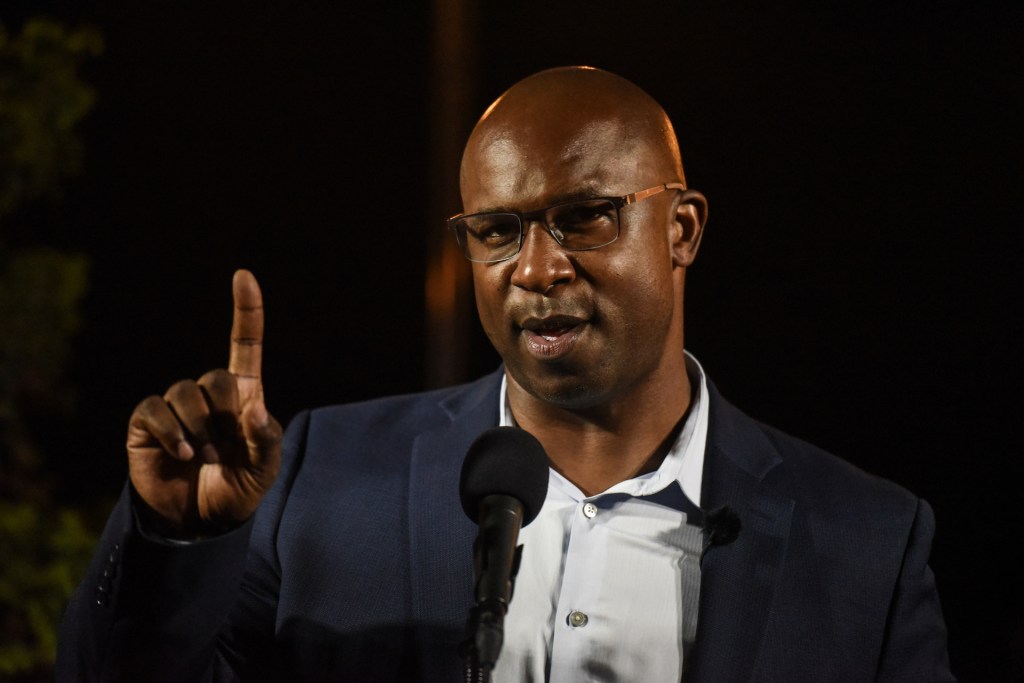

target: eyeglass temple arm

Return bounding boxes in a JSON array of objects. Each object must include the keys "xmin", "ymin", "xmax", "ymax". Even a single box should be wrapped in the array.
[{"xmin": 624, "ymin": 182, "xmax": 686, "ymax": 205}]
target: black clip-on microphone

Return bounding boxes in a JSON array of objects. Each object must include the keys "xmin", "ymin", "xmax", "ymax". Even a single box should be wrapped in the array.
[
  {"xmin": 458, "ymin": 427, "xmax": 549, "ymax": 683},
  {"xmin": 699, "ymin": 504, "xmax": 742, "ymax": 566}
]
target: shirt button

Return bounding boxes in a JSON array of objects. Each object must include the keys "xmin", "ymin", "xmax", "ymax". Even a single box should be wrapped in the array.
[
  {"xmin": 567, "ymin": 610, "xmax": 589, "ymax": 628},
  {"xmin": 582, "ymin": 502, "xmax": 597, "ymax": 519}
]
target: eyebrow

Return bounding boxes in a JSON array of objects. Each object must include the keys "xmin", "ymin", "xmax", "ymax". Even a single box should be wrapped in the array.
[{"xmin": 475, "ymin": 184, "xmax": 611, "ymax": 216}]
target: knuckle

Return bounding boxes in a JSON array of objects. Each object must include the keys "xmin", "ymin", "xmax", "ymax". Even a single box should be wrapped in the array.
[
  {"xmin": 164, "ymin": 378, "xmax": 199, "ymax": 403},
  {"xmin": 135, "ymin": 394, "xmax": 164, "ymax": 415},
  {"xmin": 133, "ymin": 395, "xmax": 171, "ymax": 431},
  {"xmin": 199, "ymin": 367, "xmax": 231, "ymax": 384},
  {"xmin": 199, "ymin": 368, "xmax": 237, "ymax": 396},
  {"xmin": 135, "ymin": 409, "xmax": 180, "ymax": 443}
]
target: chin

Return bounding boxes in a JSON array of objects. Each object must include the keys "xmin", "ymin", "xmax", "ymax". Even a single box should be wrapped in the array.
[
  {"xmin": 511, "ymin": 363, "xmax": 609, "ymax": 412},
  {"xmin": 536, "ymin": 384, "xmax": 600, "ymax": 410}
]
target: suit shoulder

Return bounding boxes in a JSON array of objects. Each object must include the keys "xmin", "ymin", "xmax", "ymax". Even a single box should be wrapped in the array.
[
  {"xmin": 708, "ymin": 383, "xmax": 918, "ymax": 511},
  {"xmin": 294, "ymin": 369, "xmax": 501, "ymax": 445},
  {"xmin": 754, "ymin": 419, "xmax": 919, "ymax": 515}
]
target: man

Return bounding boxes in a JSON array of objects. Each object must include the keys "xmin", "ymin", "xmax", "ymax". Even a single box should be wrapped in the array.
[{"xmin": 58, "ymin": 67, "xmax": 954, "ymax": 681}]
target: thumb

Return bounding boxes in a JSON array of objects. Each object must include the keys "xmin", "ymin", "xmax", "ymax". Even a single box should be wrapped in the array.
[{"xmin": 241, "ymin": 394, "xmax": 282, "ymax": 472}]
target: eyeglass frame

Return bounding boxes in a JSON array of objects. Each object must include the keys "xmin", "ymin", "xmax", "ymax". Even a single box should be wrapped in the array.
[{"xmin": 447, "ymin": 182, "xmax": 687, "ymax": 263}]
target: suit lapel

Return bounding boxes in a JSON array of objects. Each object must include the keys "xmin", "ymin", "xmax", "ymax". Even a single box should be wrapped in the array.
[
  {"xmin": 408, "ymin": 369, "xmax": 503, "ymax": 682},
  {"xmin": 686, "ymin": 383, "xmax": 795, "ymax": 683}
]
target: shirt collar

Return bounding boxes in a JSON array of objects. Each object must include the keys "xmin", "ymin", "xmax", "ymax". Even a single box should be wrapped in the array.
[{"xmin": 498, "ymin": 351, "xmax": 708, "ymax": 506}]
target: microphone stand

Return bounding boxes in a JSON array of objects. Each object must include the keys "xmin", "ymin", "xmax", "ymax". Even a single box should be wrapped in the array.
[
  {"xmin": 460, "ymin": 603, "xmax": 505, "ymax": 683},
  {"xmin": 460, "ymin": 495, "xmax": 525, "ymax": 682}
]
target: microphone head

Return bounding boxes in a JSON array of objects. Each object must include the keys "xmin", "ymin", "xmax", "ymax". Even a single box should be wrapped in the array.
[{"xmin": 460, "ymin": 426, "xmax": 549, "ymax": 527}]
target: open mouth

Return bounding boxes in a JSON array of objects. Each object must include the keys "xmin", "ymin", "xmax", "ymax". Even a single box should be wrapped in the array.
[
  {"xmin": 519, "ymin": 316, "xmax": 585, "ymax": 359},
  {"xmin": 536, "ymin": 324, "xmax": 576, "ymax": 341}
]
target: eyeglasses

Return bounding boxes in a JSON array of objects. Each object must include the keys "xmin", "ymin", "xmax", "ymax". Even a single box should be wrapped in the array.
[{"xmin": 447, "ymin": 182, "xmax": 685, "ymax": 263}]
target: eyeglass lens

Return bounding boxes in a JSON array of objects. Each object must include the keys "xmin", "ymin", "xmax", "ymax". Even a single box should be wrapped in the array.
[{"xmin": 456, "ymin": 198, "xmax": 619, "ymax": 262}]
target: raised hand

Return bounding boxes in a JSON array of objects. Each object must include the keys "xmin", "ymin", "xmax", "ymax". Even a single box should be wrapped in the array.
[{"xmin": 126, "ymin": 270, "xmax": 282, "ymax": 537}]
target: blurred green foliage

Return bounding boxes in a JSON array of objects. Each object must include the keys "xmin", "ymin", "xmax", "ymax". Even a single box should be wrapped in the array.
[
  {"xmin": 0, "ymin": 500, "xmax": 98, "ymax": 675},
  {"xmin": 0, "ymin": 247, "xmax": 90, "ymax": 482},
  {"xmin": 0, "ymin": 16, "xmax": 103, "ymax": 679},
  {"xmin": 0, "ymin": 18, "xmax": 103, "ymax": 220}
]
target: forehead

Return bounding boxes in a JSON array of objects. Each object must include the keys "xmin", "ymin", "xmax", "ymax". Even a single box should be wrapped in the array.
[{"xmin": 462, "ymin": 117, "xmax": 655, "ymax": 213}]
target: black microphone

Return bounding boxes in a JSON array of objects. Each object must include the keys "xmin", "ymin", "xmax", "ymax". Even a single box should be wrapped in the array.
[
  {"xmin": 459, "ymin": 426, "xmax": 549, "ymax": 674},
  {"xmin": 699, "ymin": 505, "xmax": 741, "ymax": 566}
]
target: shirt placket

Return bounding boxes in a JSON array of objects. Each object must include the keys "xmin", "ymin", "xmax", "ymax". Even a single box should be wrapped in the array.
[{"xmin": 549, "ymin": 495, "xmax": 607, "ymax": 679}]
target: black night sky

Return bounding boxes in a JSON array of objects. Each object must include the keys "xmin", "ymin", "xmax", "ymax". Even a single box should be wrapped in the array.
[{"xmin": 2, "ymin": 1, "xmax": 1021, "ymax": 679}]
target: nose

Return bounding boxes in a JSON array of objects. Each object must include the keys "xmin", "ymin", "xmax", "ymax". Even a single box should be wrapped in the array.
[{"xmin": 509, "ymin": 219, "xmax": 575, "ymax": 294}]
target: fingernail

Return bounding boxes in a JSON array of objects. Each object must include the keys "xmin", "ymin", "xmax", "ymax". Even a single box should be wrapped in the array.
[{"xmin": 177, "ymin": 441, "xmax": 194, "ymax": 460}]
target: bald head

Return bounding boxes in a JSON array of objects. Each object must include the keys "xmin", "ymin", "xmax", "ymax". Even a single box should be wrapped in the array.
[{"xmin": 460, "ymin": 67, "xmax": 686, "ymax": 206}]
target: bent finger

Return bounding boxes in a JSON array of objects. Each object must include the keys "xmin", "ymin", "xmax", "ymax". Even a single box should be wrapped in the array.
[
  {"xmin": 163, "ymin": 379, "xmax": 212, "ymax": 445},
  {"xmin": 198, "ymin": 368, "xmax": 241, "ymax": 416},
  {"xmin": 197, "ymin": 368, "xmax": 244, "ymax": 459},
  {"xmin": 128, "ymin": 395, "xmax": 193, "ymax": 461}
]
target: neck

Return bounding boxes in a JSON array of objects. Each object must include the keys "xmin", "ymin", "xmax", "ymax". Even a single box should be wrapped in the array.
[{"xmin": 507, "ymin": 350, "xmax": 693, "ymax": 497}]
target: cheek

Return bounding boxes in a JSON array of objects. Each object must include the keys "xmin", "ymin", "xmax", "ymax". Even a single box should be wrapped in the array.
[
  {"xmin": 472, "ymin": 267, "xmax": 509, "ymax": 337},
  {"xmin": 601, "ymin": 254, "xmax": 676, "ymax": 332},
  {"xmin": 602, "ymin": 245, "xmax": 675, "ymax": 307}
]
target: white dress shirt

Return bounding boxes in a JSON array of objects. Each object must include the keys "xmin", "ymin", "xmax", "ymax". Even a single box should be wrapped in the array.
[{"xmin": 494, "ymin": 352, "xmax": 710, "ymax": 682}]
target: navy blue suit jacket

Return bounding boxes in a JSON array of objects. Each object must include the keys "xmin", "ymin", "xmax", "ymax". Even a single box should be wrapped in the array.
[{"xmin": 57, "ymin": 368, "xmax": 953, "ymax": 681}]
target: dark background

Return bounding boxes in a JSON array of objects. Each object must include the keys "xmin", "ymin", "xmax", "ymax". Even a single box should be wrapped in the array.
[{"xmin": 3, "ymin": 1, "xmax": 1021, "ymax": 679}]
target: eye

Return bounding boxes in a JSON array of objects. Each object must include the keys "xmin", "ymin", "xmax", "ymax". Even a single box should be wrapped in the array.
[
  {"xmin": 549, "ymin": 200, "xmax": 616, "ymax": 235},
  {"xmin": 464, "ymin": 215, "xmax": 519, "ymax": 246}
]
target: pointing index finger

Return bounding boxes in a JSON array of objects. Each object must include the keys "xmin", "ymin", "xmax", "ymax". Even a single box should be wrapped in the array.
[{"xmin": 229, "ymin": 269, "xmax": 264, "ymax": 381}]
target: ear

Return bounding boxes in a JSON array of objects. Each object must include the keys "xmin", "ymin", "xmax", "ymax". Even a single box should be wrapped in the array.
[{"xmin": 669, "ymin": 189, "xmax": 708, "ymax": 268}]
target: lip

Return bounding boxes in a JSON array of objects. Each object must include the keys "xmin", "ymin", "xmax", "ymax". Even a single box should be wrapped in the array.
[{"xmin": 518, "ymin": 315, "xmax": 586, "ymax": 361}]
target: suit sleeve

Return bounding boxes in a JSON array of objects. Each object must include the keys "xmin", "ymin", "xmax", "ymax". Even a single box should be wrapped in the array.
[
  {"xmin": 875, "ymin": 498, "xmax": 956, "ymax": 682},
  {"xmin": 54, "ymin": 484, "xmax": 254, "ymax": 681},
  {"xmin": 55, "ymin": 410, "xmax": 312, "ymax": 682}
]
